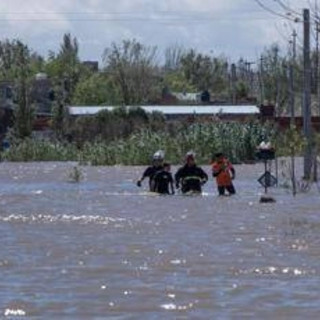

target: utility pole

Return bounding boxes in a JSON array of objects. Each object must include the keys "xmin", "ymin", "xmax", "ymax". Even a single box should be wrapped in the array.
[
  {"xmin": 315, "ymin": 21, "xmax": 319, "ymax": 96},
  {"xmin": 259, "ymin": 56, "xmax": 265, "ymax": 106},
  {"xmin": 289, "ymin": 30, "xmax": 297, "ymax": 120},
  {"xmin": 313, "ymin": 20, "xmax": 320, "ymax": 182},
  {"xmin": 314, "ymin": 0, "xmax": 319, "ymax": 181},
  {"xmin": 303, "ymin": 8, "xmax": 312, "ymax": 180},
  {"xmin": 288, "ymin": 34, "xmax": 297, "ymax": 195},
  {"xmin": 246, "ymin": 61, "xmax": 255, "ymax": 96},
  {"xmin": 292, "ymin": 29, "xmax": 297, "ymax": 62},
  {"xmin": 231, "ymin": 63, "xmax": 237, "ymax": 104}
]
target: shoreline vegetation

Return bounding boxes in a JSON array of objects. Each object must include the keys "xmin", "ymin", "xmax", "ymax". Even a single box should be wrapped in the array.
[{"xmin": 2, "ymin": 121, "xmax": 275, "ymax": 165}]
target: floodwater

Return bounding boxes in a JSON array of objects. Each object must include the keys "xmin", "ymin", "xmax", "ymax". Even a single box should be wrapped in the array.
[{"xmin": 0, "ymin": 162, "xmax": 319, "ymax": 319}]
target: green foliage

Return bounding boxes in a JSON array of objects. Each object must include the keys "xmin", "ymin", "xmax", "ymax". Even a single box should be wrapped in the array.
[
  {"xmin": 6, "ymin": 41, "xmax": 35, "ymax": 140},
  {"xmin": 3, "ymin": 122, "xmax": 275, "ymax": 165},
  {"xmin": 45, "ymin": 33, "xmax": 81, "ymax": 103},
  {"xmin": 72, "ymin": 73, "xmax": 121, "ymax": 105},
  {"xmin": 0, "ymin": 39, "xmax": 32, "ymax": 81},
  {"xmin": 51, "ymin": 100, "xmax": 67, "ymax": 139},
  {"xmin": 236, "ymin": 81, "xmax": 249, "ymax": 100},
  {"xmin": 179, "ymin": 50, "xmax": 229, "ymax": 92},
  {"xmin": 69, "ymin": 106, "xmax": 156, "ymax": 146},
  {"xmin": 274, "ymin": 126, "xmax": 306, "ymax": 157},
  {"xmin": 103, "ymin": 39, "xmax": 159, "ymax": 105},
  {"xmin": 163, "ymin": 71, "xmax": 196, "ymax": 93},
  {"xmin": 260, "ymin": 44, "xmax": 289, "ymax": 112},
  {"xmin": 2, "ymin": 138, "xmax": 79, "ymax": 162}
]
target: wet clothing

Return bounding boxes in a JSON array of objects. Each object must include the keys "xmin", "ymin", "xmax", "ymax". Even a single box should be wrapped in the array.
[
  {"xmin": 141, "ymin": 165, "xmax": 163, "ymax": 191},
  {"xmin": 153, "ymin": 170, "xmax": 174, "ymax": 194},
  {"xmin": 175, "ymin": 164, "xmax": 208, "ymax": 194},
  {"xmin": 218, "ymin": 185, "xmax": 236, "ymax": 196},
  {"xmin": 212, "ymin": 158, "xmax": 236, "ymax": 195}
]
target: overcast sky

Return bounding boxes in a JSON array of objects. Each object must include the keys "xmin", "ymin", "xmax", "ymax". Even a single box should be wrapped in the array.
[{"xmin": 0, "ymin": 0, "xmax": 315, "ymax": 64}]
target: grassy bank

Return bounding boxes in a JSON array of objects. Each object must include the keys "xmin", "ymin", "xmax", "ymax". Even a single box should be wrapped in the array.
[{"xmin": 2, "ymin": 122, "xmax": 275, "ymax": 165}]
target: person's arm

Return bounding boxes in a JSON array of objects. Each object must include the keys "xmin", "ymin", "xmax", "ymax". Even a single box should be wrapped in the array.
[
  {"xmin": 137, "ymin": 167, "xmax": 150, "ymax": 187},
  {"xmin": 169, "ymin": 174, "xmax": 175, "ymax": 194},
  {"xmin": 201, "ymin": 168, "xmax": 208, "ymax": 184},
  {"xmin": 174, "ymin": 169, "xmax": 181, "ymax": 189},
  {"xmin": 230, "ymin": 166, "xmax": 236, "ymax": 180},
  {"xmin": 212, "ymin": 164, "xmax": 223, "ymax": 178},
  {"xmin": 170, "ymin": 181, "xmax": 175, "ymax": 194}
]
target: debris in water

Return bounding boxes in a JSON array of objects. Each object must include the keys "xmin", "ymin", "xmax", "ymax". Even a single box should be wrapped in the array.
[{"xmin": 259, "ymin": 196, "xmax": 276, "ymax": 203}]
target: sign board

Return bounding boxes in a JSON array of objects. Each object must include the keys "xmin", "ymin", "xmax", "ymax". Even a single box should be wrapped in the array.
[{"xmin": 258, "ymin": 171, "xmax": 277, "ymax": 188}]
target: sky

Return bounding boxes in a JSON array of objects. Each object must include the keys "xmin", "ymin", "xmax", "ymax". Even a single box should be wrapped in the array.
[{"xmin": 0, "ymin": 0, "xmax": 316, "ymax": 65}]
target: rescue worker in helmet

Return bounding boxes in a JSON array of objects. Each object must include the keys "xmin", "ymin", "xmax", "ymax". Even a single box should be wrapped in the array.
[
  {"xmin": 175, "ymin": 151, "xmax": 208, "ymax": 194},
  {"xmin": 137, "ymin": 150, "xmax": 165, "ymax": 192},
  {"xmin": 153, "ymin": 162, "xmax": 175, "ymax": 195}
]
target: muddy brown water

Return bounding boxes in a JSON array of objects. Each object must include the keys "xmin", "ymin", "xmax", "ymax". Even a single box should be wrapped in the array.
[{"xmin": 0, "ymin": 162, "xmax": 319, "ymax": 319}]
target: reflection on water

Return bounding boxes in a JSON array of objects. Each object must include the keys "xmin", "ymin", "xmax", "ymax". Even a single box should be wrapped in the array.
[{"xmin": 0, "ymin": 162, "xmax": 320, "ymax": 319}]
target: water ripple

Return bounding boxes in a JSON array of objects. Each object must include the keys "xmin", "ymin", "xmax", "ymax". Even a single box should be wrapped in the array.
[{"xmin": 0, "ymin": 214, "xmax": 127, "ymax": 225}]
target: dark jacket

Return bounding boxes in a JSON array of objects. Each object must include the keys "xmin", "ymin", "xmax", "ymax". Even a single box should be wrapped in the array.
[
  {"xmin": 153, "ymin": 170, "xmax": 174, "ymax": 194},
  {"xmin": 175, "ymin": 164, "xmax": 208, "ymax": 193},
  {"xmin": 142, "ymin": 165, "xmax": 163, "ymax": 191}
]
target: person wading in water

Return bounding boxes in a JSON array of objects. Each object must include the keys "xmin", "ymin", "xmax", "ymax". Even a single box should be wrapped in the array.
[
  {"xmin": 153, "ymin": 163, "xmax": 175, "ymax": 195},
  {"xmin": 175, "ymin": 151, "xmax": 208, "ymax": 194},
  {"xmin": 212, "ymin": 152, "xmax": 236, "ymax": 196},
  {"xmin": 137, "ymin": 150, "xmax": 164, "ymax": 192}
]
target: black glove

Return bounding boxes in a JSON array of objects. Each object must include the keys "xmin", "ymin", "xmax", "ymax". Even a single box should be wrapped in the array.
[{"xmin": 137, "ymin": 180, "xmax": 142, "ymax": 187}]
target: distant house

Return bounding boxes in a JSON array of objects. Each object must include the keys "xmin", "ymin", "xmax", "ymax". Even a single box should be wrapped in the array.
[
  {"xmin": 171, "ymin": 92, "xmax": 201, "ymax": 103},
  {"xmin": 30, "ymin": 73, "xmax": 54, "ymax": 115},
  {"xmin": 82, "ymin": 61, "xmax": 99, "ymax": 72},
  {"xmin": 68, "ymin": 105, "xmax": 260, "ymax": 121},
  {"xmin": 0, "ymin": 81, "xmax": 14, "ymax": 110},
  {"xmin": 162, "ymin": 90, "xmax": 212, "ymax": 105},
  {"xmin": 0, "ymin": 82, "xmax": 15, "ymax": 138}
]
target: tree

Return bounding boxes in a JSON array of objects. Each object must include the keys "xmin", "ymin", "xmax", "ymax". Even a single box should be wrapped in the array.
[
  {"xmin": 180, "ymin": 49, "xmax": 213, "ymax": 90},
  {"xmin": 0, "ymin": 39, "xmax": 43, "ymax": 81},
  {"xmin": 179, "ymin": 49, "xmax": 229, "ymax": 93},
  {"xmin": 260, "ymin": 45, "xmax": 289, "ymax": 115},
  {"xmin": 72, "ymin": 73, "xmax": 121, "ymax": 105},
  {"xmin": 12, "ymin": 41, "xmax": 34, "ymax": 139},
  {"xmin": 103, "ymin": 39, "xmax": 159, "ymax": 105},
  {"xmin": 45, "ymin": 33, "xmax": 81, "ymax": 103},
  {"xmin": 51, "ymin": 82, "xmax": 66, "ymax": 139},
  {"xmin": 164, "ymin": 44, "xmax": 184, "ymax": 71},
  {"xmin": 163, "ymin": 71, "xmax": 196, "ymax": 93}
]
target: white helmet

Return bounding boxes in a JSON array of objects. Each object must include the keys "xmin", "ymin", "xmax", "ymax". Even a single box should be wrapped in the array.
[
  {"xmin": 153, "ymin": 150, "xmax": 165, "ymax": 161},
  {"xmin": 185, "ymin": 151, "xmax": 196, "ymax": 160}
]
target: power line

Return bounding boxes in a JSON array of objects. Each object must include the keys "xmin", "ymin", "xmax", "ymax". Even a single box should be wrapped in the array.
[
  {"xmin": 0, "ymin": 10, "xmax": 267, "ymax": 15},
  {"xmin": 274, "ymin": 0, "xmax": 302, "ymax": 18},
  {"xmin": 253, "ymin": 0, "xmax": 302, "ymax": 22},
  {"xmin": 0, "ymin": 15, "xmax": 285, "ymax": 23}
]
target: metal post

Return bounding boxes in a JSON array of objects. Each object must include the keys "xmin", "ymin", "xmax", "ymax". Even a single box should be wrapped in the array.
[
  {"xmin": 231, "ymin": 63, "xmax": 237, "ymax": 104},
  {"xmin": 265, "ymin": 160, "xmax": 268, "ymax": 194},
  {"xmin": 259, "ymin": 56, "xmax": 265, "ymax": 105},
  {"xmin": 303, "ymin": 8, "xmax": 312, "ymax": 180},
  {"xmin": 315, "ymin": 21, "xmax": 319, "ymax": 96},
  {"xmin": 289, "ymin": 33, "xmax": 297, "ymax": 195}
]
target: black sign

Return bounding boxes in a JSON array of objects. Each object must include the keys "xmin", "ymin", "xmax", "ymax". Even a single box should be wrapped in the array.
[{"xmin": 258, "ymin": 171, "xmax": 277, "ymax": 188}]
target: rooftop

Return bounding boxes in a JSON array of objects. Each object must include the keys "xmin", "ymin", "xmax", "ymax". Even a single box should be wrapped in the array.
[{"xmin": 68, "ymin": 105, "xmax": 260, "ymax": 116}]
